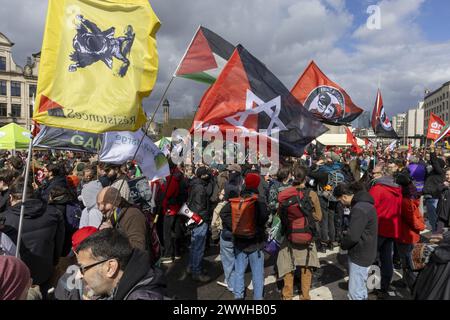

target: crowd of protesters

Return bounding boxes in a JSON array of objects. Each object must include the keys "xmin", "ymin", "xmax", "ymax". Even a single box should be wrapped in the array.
[{"xmin": 1, "ymin": 141, "xmax": 450, "ymax": 300}]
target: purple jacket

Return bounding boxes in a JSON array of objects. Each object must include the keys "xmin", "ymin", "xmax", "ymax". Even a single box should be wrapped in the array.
[{"xmin": 408, "ymin": 163, "xmax": 426, "ymax": 193}]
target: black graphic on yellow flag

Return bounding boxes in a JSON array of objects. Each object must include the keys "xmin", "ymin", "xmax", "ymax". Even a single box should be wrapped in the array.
[{"xmin": 33, "ymin": 0, "xmax": 160, "ymax": 133}]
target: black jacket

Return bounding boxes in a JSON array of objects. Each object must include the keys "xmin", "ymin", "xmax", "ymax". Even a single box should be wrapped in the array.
[
  {"xmin": 187, "ymin": 178, "xmax": 210, "ymax": 220},
  {"xmin": 1, "ymin": 199, "xmax": 65, "ymax": 285},
  {"xmin": 341, "ymin": 191, "xmax": 378, "ymax": 267},
  {"xmin": 0, "ymin": 189, "xmax": 10, "ymax": 213},
  {"xmin": 437, "ymin": 186, "xmax": 450, "ymax": 227},
  {"xmin": 113, "ymin": 249, "xmax": 166, "ymax": 300},
  {"xmin": 232, "ymin": 188, "xmax": 269, "ymax": 253},
  {"xmin": 414, "ymin": 235, "xmax": 450, "ymax": 300},
  {"xmin": 423, "ymin": 152, "xmax": 445, "ymax": 198},
  {"xmin": 220, "ymin": 202, "xmax": 233, "ymax": 241}
]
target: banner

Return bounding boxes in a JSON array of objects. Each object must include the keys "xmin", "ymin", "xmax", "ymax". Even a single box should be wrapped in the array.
[
  {"xmin": 99, "ymin": 129, "xmax": 169, "ymax": 180},
  {"xmin": 33, "ymin": 125, "xmax": 103, "ymax": 153},
  {"xmin": 33, "ymin": 0, "xmax": 160, "ymax": 133},
  {"xmin": 427, "ymin": 113, "xmax": 446, "ymax": 140}
]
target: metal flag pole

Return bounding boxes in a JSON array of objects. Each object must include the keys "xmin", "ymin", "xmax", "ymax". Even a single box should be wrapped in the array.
[
  {"xmin": 110, "ymin": 26, "xmax": 203, "ymax": 224},
  {"xmin": 15, "ymin": 98, "xmax": 35, "ymax": 258}
]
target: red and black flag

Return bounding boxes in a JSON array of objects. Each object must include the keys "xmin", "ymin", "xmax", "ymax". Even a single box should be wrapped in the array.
[
  {"xmin": 175, "ymin": 26, "xmax": 235, "ymax": 84},
  {"xmin": 371, "ymin": 89, "xmax": 398, "ymax": 138},
  {"xmin": 291, "ymin": 61, "xmax": 363, "ymax": 126},
  {"xmin": 191, "ymin": 45, "xmax": 328, "ymax": 157}
]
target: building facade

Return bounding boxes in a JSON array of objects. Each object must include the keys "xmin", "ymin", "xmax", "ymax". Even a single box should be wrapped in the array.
[
  {"xmin": 0, "ymin": 32, "xmax": 39, "ymax": 130},
  {"xmin": 405, "ymin": 101, "xmax": 424, "ymax": 147},
  {"xmin": 392, "ymin": 113, "xmax": 406, "ymax": 141},
  {"xmin": 424, "ymin": 81, "xmax": 450, "ymax": 132}
]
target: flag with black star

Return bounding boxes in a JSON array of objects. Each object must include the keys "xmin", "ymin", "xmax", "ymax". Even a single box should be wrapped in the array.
[{"xmin": 191, "ymin": 45, "xmax": 328, "ymax": 157}]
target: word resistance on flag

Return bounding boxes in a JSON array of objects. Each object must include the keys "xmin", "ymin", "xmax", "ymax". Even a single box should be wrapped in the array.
[
  {"xmin": 33, "ymin": 0, "xmax": 160, "ymax": 133},
  {"xmin": 192, "ymin": 45, "xmax": 328, "ymax": 157},
  {"xmin": 291, "ymin": 61, "xmax": 363, "ymax": 126},
  {"xmin": 175, "ymin": 26, "xmax": 235, "ymax": 84},
  {"xmin": 371, "ymin": 90, "xmax": 398, "ymax": 139}
]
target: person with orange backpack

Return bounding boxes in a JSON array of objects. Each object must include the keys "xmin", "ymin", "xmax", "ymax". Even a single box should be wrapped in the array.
[
  {"xmin": 231, "ymin": 173, "xmax": 268, "ymax": 300},
  {"xmin": 276, "ymin": 166, "xmax": 322, "ymax": 300}
]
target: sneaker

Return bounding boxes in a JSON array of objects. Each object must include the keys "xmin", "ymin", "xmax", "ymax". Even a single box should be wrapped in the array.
[
  {"xmin": 160, "ymin": 257, "xmax": 174, "ymax": 264},
  {"xmin": 216, "ymin": 280, "xmax": 228, "ymax": 288},
  {"xmin": 192, "ymin": 274, "xmax": 211, "ymax": 283},
  {"xmin": 174, "ymin": 256, "xmax": 182, "ymax": 261}
]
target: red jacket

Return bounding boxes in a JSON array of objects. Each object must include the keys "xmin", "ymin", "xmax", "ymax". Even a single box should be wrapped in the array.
[
  {"xmin": 398, "ymin": 198, "xmax": 426, "ymax": 244},
  {"xmin": 369, "ymin": 177, "xmax": 403, "ymax": 239},
  {"xmin": 161, "ymin": 168, "xmax": 183, "ymax": 216}
]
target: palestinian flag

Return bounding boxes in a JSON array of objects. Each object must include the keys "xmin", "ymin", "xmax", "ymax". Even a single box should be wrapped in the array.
[
  {"xmin": 191, "ymin": 45, "xmax": 328, "ymax": 157},
  {"xmin": 371, "ymin": 90, "xmax": 398, "ymax": 139},
  {"xmin": 291, "ymin": 61, "xmax": 363, "ymax": 126},
  {"xmin": 435, "ymin": 123, "xmax": 450, "ymax": 144},
  {"xmin": 175, "ymin": 26, "xmax": 235, "ymax": 84},
  {"xmin": 345, "ymin": 127, "xmax": 362, "ymax": 154}
]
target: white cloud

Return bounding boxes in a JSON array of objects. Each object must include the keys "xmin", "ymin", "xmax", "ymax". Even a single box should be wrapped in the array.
[{"xmin": 1, "ymin": 0, "xmax": 450, "ymax": 121}]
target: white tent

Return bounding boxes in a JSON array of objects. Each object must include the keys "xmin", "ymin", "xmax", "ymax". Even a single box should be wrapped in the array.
[{"xmin": 314, "ymin": 133, "xmax": 365, "ymax": 147}]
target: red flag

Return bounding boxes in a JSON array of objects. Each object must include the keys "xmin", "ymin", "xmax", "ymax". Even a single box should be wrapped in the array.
[
  {"xmin": 345, "ymin": 127, "xmax": 362, "ymax": 154},
  {"xmin": 427, "ymin": 113, "xmax": 447, "ymax": 140},
  {"xmin": 291, "ymin": 61, "xmax": 363, "ymax": 126},
  {"xmin": 371, "ymin": 90, "xmax": 398, "ymax": 138}
]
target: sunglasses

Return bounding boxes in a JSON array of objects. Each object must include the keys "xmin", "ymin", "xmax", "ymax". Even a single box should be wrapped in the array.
[{"xmin": 77, "ymin": 258, "xmax": 110, "ymax": 275}]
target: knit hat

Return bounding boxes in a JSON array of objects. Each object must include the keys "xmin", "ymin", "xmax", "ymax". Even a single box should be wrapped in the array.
[
  {"xmin": 245, "ymin": 173, "xmax": 260, "ymax": 190},
  {"xmin": 72, "ymin": 227, "xmax": 98, "ymax": 252},
  {"xmin": 0, "ymin": 256, "xmax": 31, "ymax": 300}
]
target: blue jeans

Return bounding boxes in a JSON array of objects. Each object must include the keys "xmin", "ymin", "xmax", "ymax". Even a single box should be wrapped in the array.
[
  {"xmin": 189, "ymin": 222, "xmax": 208, "ymax": 275},
  {"xmin": 220, "ymin": 233, "xmax": 235, "ymax": 292},
  {"xmin": 233, "ymin": 248, "xmax": 265, "ymax": 300},
  {"xmin": 348, "ymin": 258, "xmax": 369, "ymax": 300},
  {"xmin": 425, "ymin": 198, "xmax": 439, "ymax": 232},
  {"xmin": 377, "ymin": 236, "xmax": 394, "ymax": 291}
]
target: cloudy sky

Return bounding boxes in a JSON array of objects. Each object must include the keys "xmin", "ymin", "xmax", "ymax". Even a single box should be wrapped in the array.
[{"xmin": 2, "ymin": 0, "xmax": 450, "ymax": 123}]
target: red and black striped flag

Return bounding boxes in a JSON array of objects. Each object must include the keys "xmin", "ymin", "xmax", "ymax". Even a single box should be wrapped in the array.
[{"xmin": 191, "ymin": 45, "xmax": 328, "ymax": 157}]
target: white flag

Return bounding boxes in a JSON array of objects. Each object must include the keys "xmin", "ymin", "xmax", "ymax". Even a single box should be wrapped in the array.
[{"xmin": 100, "ymin": 130, "xmax": 169, "ymax": 181}]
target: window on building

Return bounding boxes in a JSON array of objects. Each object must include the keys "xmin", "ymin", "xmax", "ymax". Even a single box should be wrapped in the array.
[
  {"xmin": 11, "ymin": 104, "xmax": 21, "ymax": 117},
  {"xmin": 0, "ymin": 80, "xmax": 6, "ymax": 95},
  {"xmin": 29, "ymin": 84, "xmax": 36, "ymax": 98},
  {"xmin": 29, "ymin": 104, "xmax": 33, "ymax": 117},
  {"xmin": 11, "ymin": 82, "xmax": 21, "ymax": 97},
  {"xmin": 0, "ymin": 103, "xmax": 6, "ymax": 117},
  {"xmin": 0, "ymin": 56, "xmax": 5, "ymax": 71}
]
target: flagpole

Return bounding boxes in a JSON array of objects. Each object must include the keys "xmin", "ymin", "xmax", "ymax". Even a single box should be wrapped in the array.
[
  {"xmin": 110, "ymin": 26, "xmax": 202, "ymax": 218},
  {"xmin": 15, "ymin": 125, "xmax": 34, "ymax": 258}
]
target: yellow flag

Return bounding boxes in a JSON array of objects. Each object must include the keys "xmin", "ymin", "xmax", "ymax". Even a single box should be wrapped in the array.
[{"xmin": 33, "ymin": 0, "xmax": 160, "ymax": 133}]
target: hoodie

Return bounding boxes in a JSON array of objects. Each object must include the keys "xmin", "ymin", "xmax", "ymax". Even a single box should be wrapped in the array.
[
  {"xmin": 1, "ymin": 199, "xmax": 65, "ymax": 285},
  {"xmin": 369, "ymin": 176, "xmax": 403, "ymax": 239},
  {"xmin": 113, "ymin": 249, "xmax": 166, "ymax": 300},
  {"xmin": 79, "ymin": 181, "xmax": 103, "ymax": 228},
  {"xmin": 341, "ymin": 192, "xmax": 378, "ymax": 267}
]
